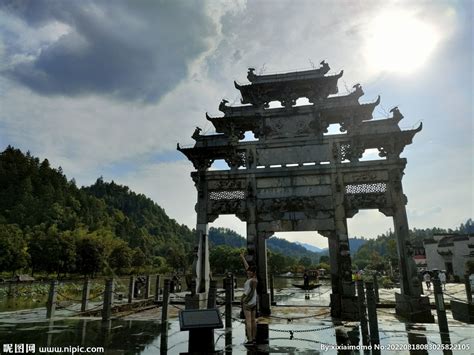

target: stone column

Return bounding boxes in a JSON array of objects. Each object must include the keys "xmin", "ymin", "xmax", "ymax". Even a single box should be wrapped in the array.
[
  {"xmin": 192, "ymin": 171, "xmax": 210, "ymax": 297},
  {"xmin": 255, "ymin": 232, "xmax": 270, "ymax": 315},
  {"xmin": 389, "ymin": 168, "xmax": 433, "ymax": 322},
  {"xmin": 326, "ymin": 228, "xmax": 357, "ymax": 320},
  {"xmin": 327, "ymin": 174, "xmax": 358, "ymax": 320},
  {"xmin": 246, "ymin": 177, "xmax": 270, "ymax": 315},
  {"xmin": 195, "ymin": 216, "xmax": 209, "ymax": 295}
]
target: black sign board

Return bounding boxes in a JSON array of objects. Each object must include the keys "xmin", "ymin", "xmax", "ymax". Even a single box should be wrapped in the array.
[{"xmin": 179, "ymin": 309, "xmax": 223, "ymax": 331}]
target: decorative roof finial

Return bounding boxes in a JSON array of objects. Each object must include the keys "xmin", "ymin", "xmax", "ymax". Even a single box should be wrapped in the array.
[
  {"xmin": 192, "ymin": 126, "xmax": 202, "ymax": 140},
  {"xmin": 247, "ymin": 68, "xmax": 256, "ymax": 82},
  {"xmin": 390, "ymin": 106, "xmax": 404, "ymax": 122},
  {"xmin": 319, "ymin": 60, "xmax": 330, "ymax": 74},
  {"xmin": 219, "ymin": 99, "xmax": 229, "ymax": 113},
  {"xmin": 352, "ymin": 83, "xmax": 364, "ymax": 97}
]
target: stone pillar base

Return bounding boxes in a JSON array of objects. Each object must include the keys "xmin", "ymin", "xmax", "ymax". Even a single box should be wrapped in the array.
[
  {"xmin": 450, "ymin": 300, "xmax": 474, "ymax": 323},
  {"xmin": 395, "ymin": 293, "xmax": 434, "ymax": 323},
  {"xmin": 185, "ymin": 293, "xmax": 207, "ymax": 310},
  {"xmin": 259, "ymin": 293, "xmax": 271, "ymax": 316},
  {"xmin": 330, "ymin": 294, "xmax": 359, "ymax": 320}
]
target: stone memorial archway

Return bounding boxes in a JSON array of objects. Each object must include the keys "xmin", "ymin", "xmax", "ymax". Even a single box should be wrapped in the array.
[{"xmin": 178, "ymin": 62, "xmax": 432, "ymax": 321}]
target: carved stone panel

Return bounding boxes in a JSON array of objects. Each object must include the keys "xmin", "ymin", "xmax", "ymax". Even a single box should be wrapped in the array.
[
  {"xmin": 257, "ymin": 218, "xmax": 335, "ymax": 233},
  {"xmin": 263, "ymin": 114, "xmax": 316, "ymax": 139},
  {"xmin": 257, "ymin": 185, "xmax": 331, "ymax": 199},
  {"xmin": 257, "ymin": 196, "xmax": 334, "ymax": 213},
  {"xmin": 207, "ymin": 179, "xmax": 246, "ymax": 190},
  {"xmin": 256, "ymin": 144, "xmax": 330, "ymax": 166},
  {"xmin": 344, "ymin": 192, "xmax": 388, "ymax": 212},
  {"xmin": 343, "ymin": 171, "xmax": 389, "ymax": 184},
  {"xmin": 207, "ymin": 199, "xmax": 247, "ymax": 217}
]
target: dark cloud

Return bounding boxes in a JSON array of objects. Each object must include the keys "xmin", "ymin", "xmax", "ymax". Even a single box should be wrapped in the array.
[{"xmin": 1, "ymin": 0, "xmax": 217, "ymax": 102}]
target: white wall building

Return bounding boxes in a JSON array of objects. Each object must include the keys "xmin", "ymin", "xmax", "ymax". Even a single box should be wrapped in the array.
[{"xmin": 423, "ymin": 234, "xmax": 474, "ymax": 280}]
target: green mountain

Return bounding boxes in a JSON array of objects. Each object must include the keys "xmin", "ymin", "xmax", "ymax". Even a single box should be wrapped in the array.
[
  {"xmin": 209, "ymin": 227, "xmax": 321, "ymax": 263},
  {"xmin": 352, "ymin": 221, "xmax": 473, "ymax": 270},
  {"xmin": 4, "ymin": 146, "xmax": 467, "ymax": 277},
  {"xmin": 0, "ymin": 147, "xmax": 322, "ymax": 277},
  {"xmin": 0, "ymin": 146, "xmax": 194, "ymax": 276}
]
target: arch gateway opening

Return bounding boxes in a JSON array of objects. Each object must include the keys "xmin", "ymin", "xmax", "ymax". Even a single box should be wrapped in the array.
[{"xmin": 178, "ymin": 62, "xmax": 432, "ymax": 322}]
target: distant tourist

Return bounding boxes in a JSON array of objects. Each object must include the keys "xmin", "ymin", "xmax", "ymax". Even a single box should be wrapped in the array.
[
  {"xmin": 469, "ymin": 272, "xmax": 474, "ymax": 293},
  {"xmin": 303, "ymin": 271, "xmax": 310, "ymax": 288},
  {"xmin": 438, "ymin": 271, "xmax": 447, "ymax": 290},
  {"xmin": 240, "ymin": 251, "xmax": 257, "ymax": 347},
  {"xmin": 423, "ymin": 272, "xmax": 431, "ymax": 290}
]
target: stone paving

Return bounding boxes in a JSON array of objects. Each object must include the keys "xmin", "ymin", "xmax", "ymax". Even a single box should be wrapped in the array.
[{"xmin": 1, "ymin": 284, "xmax": 473, "ymax": 354}]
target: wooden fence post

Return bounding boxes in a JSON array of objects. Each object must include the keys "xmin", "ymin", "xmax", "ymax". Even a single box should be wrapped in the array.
[
  {"xmin": 465, "ymin": 274, "xmax": 472, "ymax": 304},
  {"xmin": 155, "ymin": 274, "xmax": 161, "ymax": 302},
  {"xmin": 128, "ymin": 276, "xmax": 135, "ymax": 304},
  {"xmin": 270, "ymin": 274, "xmax": 275, "ymax": 305},
  {"xmin": 433, "ymin": 277, "xmax": 451, "ymax": 350},
  {"xmin": 225, "ymin": 276, "xmax": 232, "ymax": 330},
  {"xmin": 373, "ymin": 274, "xmax": 380, "ymax": 303},
  {"xmin": 81, "ymin": 278, "xmax": 90, "ymax": 312},
  {"xmin": 102, "ymin": 278, "xmax": 114, "ymax": 321},
  {"xmin": 207, "ymin": 280, "xmax": 217, "ymax": 309},
  {"xmin": 144, "ymin": 275, "xmax": 151, "ymax": 299},
  {"xmin": 365, "ymin": 282, "xmax": 380, "ymax": 347},
  {"xmin": 160, "ymin": 279, "xmax": 170, "ymax": 353},
  {"xmin": 46, "ymin": 281, "xmax": 57, "ymax": 319},
  {"xmin": 356, "ymin": 280, "xmax": 369, "ymax": 346}
]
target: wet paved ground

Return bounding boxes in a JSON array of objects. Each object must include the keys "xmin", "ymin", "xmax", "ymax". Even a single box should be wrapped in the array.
[{"xmin": 1, "ymin": 283, "xmax": 473, "ymax": 354}]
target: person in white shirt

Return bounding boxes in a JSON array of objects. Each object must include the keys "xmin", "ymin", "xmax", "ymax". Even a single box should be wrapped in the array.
[
  {"xmin": 469, "ymin": 273, "xmax": 474, "ymax": 295},
  {"xmin": 423, "ymin": 272, "xmax": 431, "ymax": 290},
  {"xmin": 240, "ymin": 251, "xmax": 257, "ymax": 346},
  {"xmin": 438, "ymin": 271, "xmax": 447, "ymax": 290}
]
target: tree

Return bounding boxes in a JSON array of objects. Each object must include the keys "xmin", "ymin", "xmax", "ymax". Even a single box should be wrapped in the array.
[
  {"xmin": 0, "ymin": 224, "xmax": 29, "ymax": 274},
  {"xmin": 76, "ymin": 236, "xmax": 106, "ymax": 277},
  {"xmin": 319, "ymin": 255, "xmax": 329, "ymax": 264},
  {"xmin": 28, "ymin": 225, "xmax": 76, "ymax": 276},
  {"xmin": 108, "ymin": 241, "xmax": 132, "ymax": 274},
  {"xmin": 298, "ymin": 256, "xmax": 312, "ymax": 269},
  {"xmin": 268, "ymin": 251, "xmax": 291, "ymax": 274},
  {"xmin": 209, "ymin": 245, "xmax": 242, "ymax": 274},
  {"xmin": 131, "ymin": 248, "xmax": 147, "ymax": 270}
]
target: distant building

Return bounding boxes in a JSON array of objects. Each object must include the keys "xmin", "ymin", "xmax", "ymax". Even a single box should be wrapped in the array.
[
  {"xmin": 423, "ymin": 234, "xmax": 474, "ymax": 279},
  {"xmin": 14, "ymin": 274, "xmax": 35, "ymax": 282},
  {"xmin": 412, "ymin": 241, "xmax": 427, "ymax": 270}
]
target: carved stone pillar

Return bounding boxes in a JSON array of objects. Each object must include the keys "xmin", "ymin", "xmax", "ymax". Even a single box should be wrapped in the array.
[
  {"xmin": 327, "ymin": 174, "xmax": 358, "ymax": 320},
  {"xmin": 325, "ymin": 231, "xmax": 358, "ymax": 319},
  {"xmin": 192, "ymin": 172, "xmax": 210, "ymax": 297},
  {"xmin": 389, "ymin": 169, "xmax": 433, "ymax": 322},
  {"xmin": 246, "ymin": 178, "xmax": 271, "ymax": 315},
  {"xmin": 255, "ymin": 232, "xmax": 270, "ymax": 315},
  {"xmin": 247, "ymin": 222, "xmax": 271, "ymax": 315}
]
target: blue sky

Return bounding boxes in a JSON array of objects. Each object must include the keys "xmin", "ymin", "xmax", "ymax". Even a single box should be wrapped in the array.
[{"xmin": 0, "ymin": 0, "xmax": 472, "ymax": 248}]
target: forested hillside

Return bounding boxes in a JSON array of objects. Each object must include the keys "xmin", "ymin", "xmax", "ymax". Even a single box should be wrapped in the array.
[
  {"xmin": 208, "ymin": 227, "xmax": 324, "ymax": 274},
  {"xmin": 209, "ymin": 227, "xmax": 321, "ymax": 261},
  {"xmin": 0, "ymin": 146, "xmax": 194, "ymax": 276},
  {"xmin": 0, "ymin": 147, "xmax": 325, "ymax": 278},
  {"xmin": 352, "ymin": 220, "xmax": 474, "ymax": 270},
  {"xmin": 1, "ymin": 147, "xmax": 471, "ymax": 278}
]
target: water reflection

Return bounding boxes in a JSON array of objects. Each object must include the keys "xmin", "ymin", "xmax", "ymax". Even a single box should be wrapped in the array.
[
  {"xmin": 0, "ymin": 319, "xmax": 162, "ymax": 354},
  {"xmin": 406, "ymin": 323, "xmax": 428, "ymax": 355}
]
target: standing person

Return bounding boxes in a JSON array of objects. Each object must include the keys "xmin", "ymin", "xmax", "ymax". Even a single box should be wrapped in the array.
[
  {"xmin": 438, "ymin": 270, "xmax": 447, "ymax": 290},
  {"xmin": 303, "ymin": 271, "xmax": 310, "ymax": 289},
  {"xmin": 240, "ymin": 251, "xmax": 257, "ymax": 346},
  {"xmin": 469, "ymin": 272, "xmax": 474, "ymax": 299},
  {"xmin": 423, "ymin": 272, "xmax": 431, "ymax": 290}
]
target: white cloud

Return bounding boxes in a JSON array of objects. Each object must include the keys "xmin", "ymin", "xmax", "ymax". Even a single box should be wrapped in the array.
[
  {"xmin": 0, "ymin": 0, "xmax": 471, "ymax": 246},
  {"xmin": 119, "ymin": 160, "xmax": 197, "ymax": 228}
]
